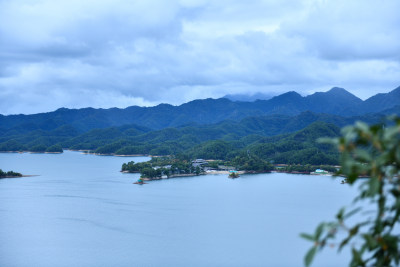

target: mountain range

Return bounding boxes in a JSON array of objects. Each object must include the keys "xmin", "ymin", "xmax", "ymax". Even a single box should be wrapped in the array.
[
  {"xmin": 0, "ymin": 86, "xmax": 399, "ymax": 132},
  {"xmin": 0, "ymin": 86, "xmax": 399, "ymax": 164}
]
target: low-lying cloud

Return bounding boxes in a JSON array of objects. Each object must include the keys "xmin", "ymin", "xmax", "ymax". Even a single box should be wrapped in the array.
[{"xmin": 0, "ymin": 0, "xmax": 399, "ymax": 114}]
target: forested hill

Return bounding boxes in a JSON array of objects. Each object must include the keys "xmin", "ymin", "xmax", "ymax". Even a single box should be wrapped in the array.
[
  {"xmin": 0, "ymin": 86, "xmax": 399, "ymax": 132},
  {"xmin": 0, "ymin": 109, "xmax": 394, "ymax": 157},
  {"xmin": 0, "ymin": 118, "xmax": 342, "ymax": 165}
]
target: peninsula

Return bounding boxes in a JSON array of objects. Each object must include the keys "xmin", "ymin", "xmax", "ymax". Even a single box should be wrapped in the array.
[
  {"xmin": 122, "ymin": 156, "xmax": 337, "ymax": 181},
  {"xmin": 0, "ymin": 169, "xmax": 22, "ymax": 178}
]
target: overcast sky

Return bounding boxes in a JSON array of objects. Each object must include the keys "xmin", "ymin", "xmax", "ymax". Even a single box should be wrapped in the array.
[{"xmin": 0, "ymin": 0, "xmax": 399, "ymax": 115}]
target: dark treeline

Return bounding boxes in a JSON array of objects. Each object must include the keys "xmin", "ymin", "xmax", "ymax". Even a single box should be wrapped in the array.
[
  {"xmin": 0, "ymin": 169, "xmax": 22, "ymax": 178},
  {"xmin": 122, "ymin": 157, "xmax": 202, "ymax": 178}
]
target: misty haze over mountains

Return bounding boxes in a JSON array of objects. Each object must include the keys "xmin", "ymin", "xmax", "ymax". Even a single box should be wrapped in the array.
[{"xmin": 223, "ymin": 92, "xmax": 276, "ymax": 102}]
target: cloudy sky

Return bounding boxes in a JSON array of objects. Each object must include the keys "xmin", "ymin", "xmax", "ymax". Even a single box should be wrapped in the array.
[{"xmin": 0, "ymin": 0, "xmax": 399, "ymax": 114}]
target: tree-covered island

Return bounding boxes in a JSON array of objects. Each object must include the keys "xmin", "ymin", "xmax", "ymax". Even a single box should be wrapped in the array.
[{"xmin": 0, "ymin": 169, "xmax": 22, "ymax": 178}]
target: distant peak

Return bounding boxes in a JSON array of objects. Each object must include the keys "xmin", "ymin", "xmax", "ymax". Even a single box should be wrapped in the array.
[
  {"xmin": 275, "ymin": 91, "xmax": 302, "ymax": 98},
  {"xmin": 310, "ymin": 87, "xmax": 359, "ymax": 98},
  {"xmin": 328, "ymin": 87, "xmax": 347, "ymax": 93},
  {"xmin": 287, "ymin": 91, "xmax": 301, "ymax": 95},
  {"xmin": 279, "ymin": 91, "xmax": 300, "ymax": 96},
  {"xmin": 325, "ymin": 87, "xmax": 358, "ymax": 97}
]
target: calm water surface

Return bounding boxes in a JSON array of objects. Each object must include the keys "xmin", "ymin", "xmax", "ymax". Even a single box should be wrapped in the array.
[{"xmin": 0, "ymin": 151, "xmax": 356, "ymax": 267}]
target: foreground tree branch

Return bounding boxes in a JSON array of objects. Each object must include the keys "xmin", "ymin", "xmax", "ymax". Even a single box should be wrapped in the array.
[{"xmin": 302, "ymin": 116, "xmax": 400, "ymax": 267}]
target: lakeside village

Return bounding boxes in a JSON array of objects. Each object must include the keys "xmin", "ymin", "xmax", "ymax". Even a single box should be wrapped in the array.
[{"xmin": 121, "ymin": 155, "xmax": 339, "ymax": 183}]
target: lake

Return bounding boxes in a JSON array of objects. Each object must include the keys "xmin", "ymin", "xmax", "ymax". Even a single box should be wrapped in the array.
[{"xmin": 0, "ymin": 151, "xmax": 356, "ymax": 267}]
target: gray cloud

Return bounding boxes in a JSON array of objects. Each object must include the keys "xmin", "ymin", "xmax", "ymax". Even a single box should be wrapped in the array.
[
  {"xmin": 284, "ymin": 0, "xmax": 400, "ymax": 61},
  {"xmin": 0, "ymin": 0, "xmax": 399, "ymax": 114}
]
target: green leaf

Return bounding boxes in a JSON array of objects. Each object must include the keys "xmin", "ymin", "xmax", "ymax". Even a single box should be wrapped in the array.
[
  {"xmin": 339, "ymin": 236, "xmax": 351, "ymax": 251},
  {"xmin": 350, "ymin": 248, "xmax": 364, "ymax": 267},
  {"xmin": 304, "ymin": 246, "xmax": 317, "ymax": 267},
  {"xmin": 363, "ymin": 234, "xmax": 378, "ymax": 249},
  {"xmin": 355, "ymin": 121, "xmax": 370, "ymax": 134},
  {"xmin": 315, "ymin": 223, "xmax": 325, "ymax": 240},
  {"xmin": 368, "ymin": 177, "xmax": 380, "ymax": 196},
  {"xmin": 336, "ymin": 207, "xmax": 345, "ymax": 221},
  {"xmin": 354, "ymin": 148, "xmax": 372, "ymax": 162},
  {"xmin": 349, "ymin": 225, "xmax": 359, "ymax": 236},
  {"xmin": 344, "ymin": 207, "xmax": 362, "ymax": 219},
  {"xmin": 300, "ymin": 233, "xmax": 315, "ymax": 242}
]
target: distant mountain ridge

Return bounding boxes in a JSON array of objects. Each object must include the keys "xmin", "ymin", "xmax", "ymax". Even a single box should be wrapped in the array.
[
  {"xmin": 0, "ymin": 86, "xmax": 399, "ymax": 132},
  {"xmin": 343, "ymin": 86, "xmax": 400, "ymax": 115}
]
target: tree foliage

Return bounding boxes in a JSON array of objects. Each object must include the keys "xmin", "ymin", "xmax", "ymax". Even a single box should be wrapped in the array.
[
  {"xmin": 122, "ymin": 157, "xmax": 199, "ymax": 178},
  {"xmin": 0, "ymin": 169, "xmax": 22, "ymax": 177},
  {"xmin": 302, "ymin": 117, "xmax": 400, "ymax": 267},
  {"xmin": 46, "ymin": 144, "xmax": 63, "ymax": 153},
  {"xmin": 228, "ymin": 152, "xmax": 274, "ymax": 172}
]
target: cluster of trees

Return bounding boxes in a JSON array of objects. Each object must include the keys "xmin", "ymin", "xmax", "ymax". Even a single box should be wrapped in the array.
[
  {"xmin": 122, "ymin": 157, "xmax": 202, "ymax": 179},
  {"xmin": 122, "ymin": 161, "xmax": 152, "ymax": 172},
  {"xmin": 228, "ymin": 153, "xmax": 274, "ymax": 172},
  {"xmin": 173, "ymin": 122, "xmax": 340, "ymax": 165},
  {"xmin": 0, "ymin": 169, "xmax": 22, "ymax": 178},
  {"xmin": 139, "ymin": 167, "xmax": 171, "ymax": 179},
  {"xmin": 0, "ymin": 135, "xmax": 64, "ymax": 153}
]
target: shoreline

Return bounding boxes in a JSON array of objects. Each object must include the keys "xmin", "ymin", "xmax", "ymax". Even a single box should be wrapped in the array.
[
  {"xmin": 76, "ymin": 150, "xmax": 150, "ymax": 157},
  {"xmin": 0, "ymin": 151, "xmax": 63, "ymax": 154},
  {"xmin": 143, "ymin": 173, "xmax": 205, "ymax": 180},
  {"xmin": 0, "ymin": 174, "xmax": 39, "ymax": 179},
  {"xmin": 129, "ymin": 170, "xmax": 335, "ymax": 181},
  {"xmin": 0, "ymin": 150, "xmax": 149, "ymax": 157},
  {"xmin": 205, "ymin": 170, "xmax": 246, "ymax": 175}
]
